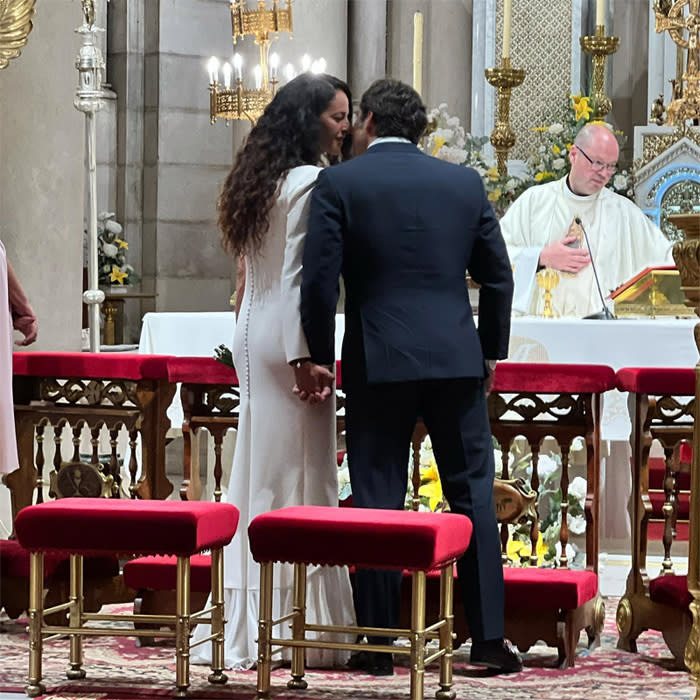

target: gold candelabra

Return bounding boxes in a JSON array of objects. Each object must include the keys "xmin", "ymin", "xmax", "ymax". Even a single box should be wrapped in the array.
[
  {"xmin": 485, "ymin": 57, "xmax": 526, "ymax": 176},
  {"xmin": 537, "ymin": 268, "xmax": 560, "ymax": 319},
  {"xmin": 208, "ymin": 0, "xmax": 293, "ymax": 124},
  {"xmin": 579, "ymin": 25, "xmax": 620, "ymax": 120}
]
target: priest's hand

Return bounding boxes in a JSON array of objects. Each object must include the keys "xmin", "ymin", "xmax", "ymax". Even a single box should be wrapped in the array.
[
  {"xmin": 538, "ymin": 238, "xmax": 591, "ymax": 274},
  {"xmin": 293, "ymin": 361, "xmax": 334, "ymax": 403}
]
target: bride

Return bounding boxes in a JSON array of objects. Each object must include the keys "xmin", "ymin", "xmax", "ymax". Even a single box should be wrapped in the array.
[{"xmin": 191, "ymin": 73, "xmax": 355, "ymax": 670}]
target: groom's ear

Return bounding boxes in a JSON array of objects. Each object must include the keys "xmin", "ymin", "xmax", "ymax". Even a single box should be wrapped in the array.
[{"xmin": 365, "ymin": 111, "xmax": 377, "ymax": 137}]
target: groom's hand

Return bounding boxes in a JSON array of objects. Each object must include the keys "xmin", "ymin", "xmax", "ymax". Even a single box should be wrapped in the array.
[{"xmin": 292, "ymin": 360, "xmax": 335, "ymax": 402}]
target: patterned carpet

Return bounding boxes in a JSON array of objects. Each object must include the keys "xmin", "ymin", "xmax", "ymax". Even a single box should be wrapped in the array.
[{"xmin": 0, "ymin": 597, "xmax": 696, "ymax": 699}]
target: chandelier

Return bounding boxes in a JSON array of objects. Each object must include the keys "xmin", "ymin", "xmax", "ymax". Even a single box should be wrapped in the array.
[{"xmin": 207, "ymin": 0, "xmax": 326, "ymax": 124}]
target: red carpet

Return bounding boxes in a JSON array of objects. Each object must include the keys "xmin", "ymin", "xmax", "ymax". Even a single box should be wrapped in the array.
[{"xmin": 0, "ymin": 598, "xmax": 695, "ymax": 699}]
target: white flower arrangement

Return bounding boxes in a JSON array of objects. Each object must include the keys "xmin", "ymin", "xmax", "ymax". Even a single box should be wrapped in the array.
[{"xmin": 97, "ymin": 212, "xmax": 137, "ymax": 286}]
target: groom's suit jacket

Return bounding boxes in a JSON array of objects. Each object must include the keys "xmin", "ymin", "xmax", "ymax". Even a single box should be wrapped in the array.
[{"xmin": 300, "ymin": 141, "xmax": 513, "ymax": 384}]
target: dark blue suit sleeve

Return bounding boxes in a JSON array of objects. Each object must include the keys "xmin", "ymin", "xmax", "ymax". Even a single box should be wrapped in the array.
[
  {"xmin": 467, "ymin": 178, "xmax": 514, "ymax": 359},
  {"xmin": 300, "ymin": 169, "xmax": 344, "ymax": 366}
]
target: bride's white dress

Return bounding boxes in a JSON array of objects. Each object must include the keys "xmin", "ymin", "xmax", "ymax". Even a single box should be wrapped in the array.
[{"xmin": 191, "ymin": 165, "xmax": 355, "ymax": 670}]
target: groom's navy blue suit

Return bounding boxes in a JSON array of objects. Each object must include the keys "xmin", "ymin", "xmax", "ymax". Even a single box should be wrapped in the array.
[{"xmin": 300, "ymin": 141, "xmax": 513, "ymax": 643}]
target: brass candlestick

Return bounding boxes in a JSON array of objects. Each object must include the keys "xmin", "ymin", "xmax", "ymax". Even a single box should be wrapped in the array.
[
  {"xmin": 579, "ymin": 26, "xmax": 620, "ymax": 119},
  {"xmin": 485, "ymin": 57, "xmax": 526, "ymax": 176},
  {"xmin": 537, "ymin": 268, "xmax": 560, "ymax": 319}
]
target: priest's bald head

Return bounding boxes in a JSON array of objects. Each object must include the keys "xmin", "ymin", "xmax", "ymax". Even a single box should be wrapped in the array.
[{"xmin": 568, "ymin": 123, "xmax": 619, "ymax": 196}]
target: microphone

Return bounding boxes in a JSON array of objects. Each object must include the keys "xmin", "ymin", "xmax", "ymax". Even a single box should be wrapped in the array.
[{"xmin": 574, "ymin": 216, "xmax": 615, "ymax": 320}]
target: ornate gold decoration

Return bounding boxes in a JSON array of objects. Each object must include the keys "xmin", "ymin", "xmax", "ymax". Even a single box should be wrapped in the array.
[
  {"xmin": 50, "ymin": 460, "xmax": 115, "ymax": 499},
  {"xmin": 0, "ymin": 0, "xmax": 36, "ymax": 70},
  {"xmin": 654, "ymin": 0, "xmax": 700, "ymax": 125},
  {"xmin": 671, "ymin": 213, "xmax": 700, "ymax": 315},
  {"xmin": 579, "ymin": 26, "xmax": 620, "ymax": 119},
  {"xmin": 646, "ymin": 167, "xmax": 700, "ymax": 241},
  {"xmin": 616, "ymin": 596, "xmax": 634, "ymax": 637},
  {"xmin": 485, "ymin": 57, "xmax": 525, "ymax": 175},
  {"xmin": 209, "ymin": 1, "xmax": 293, "ymax": 123},
  {"xmin": 536, "ymin": 267, "xmax": 560, "ymax": 318},
  {"xmin": 637, "ymin": 123, "xmax": 700, "ymax": 170}
]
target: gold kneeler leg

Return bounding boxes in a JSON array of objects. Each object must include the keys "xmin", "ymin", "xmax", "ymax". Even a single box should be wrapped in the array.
[{"xmin": 25, "ymin": 551, "xmax": 46, "ymax": 698}]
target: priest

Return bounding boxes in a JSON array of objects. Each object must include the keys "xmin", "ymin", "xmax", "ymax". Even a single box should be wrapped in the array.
[{"xmin": 500, "ymin": 123, "xmax": 673, "ymax": 317}]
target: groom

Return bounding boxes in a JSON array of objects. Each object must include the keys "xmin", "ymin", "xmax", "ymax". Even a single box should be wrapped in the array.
[{"xmin": 297, "ymin": 79, "xmax": 520, "ymax": 675}]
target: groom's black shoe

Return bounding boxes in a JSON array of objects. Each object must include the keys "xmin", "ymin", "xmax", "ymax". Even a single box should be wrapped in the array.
[
  {"xmin": 347, "ymin": 650, "xmax": 394, "ymax": 676},
  {"xmin": 347, "ymin": 650, "xmax": 372, "ymax": 671},
  {"xmin": 470, "ymin": 639, "xmax": 523, "ymax": 673}
]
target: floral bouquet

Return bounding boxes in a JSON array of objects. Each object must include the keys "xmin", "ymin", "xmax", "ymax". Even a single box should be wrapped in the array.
[
  {"xmin": 424, "ymin": 103, "xmax": 531, "ymax": 217},
  {"xmin": 97, "ymin": 212, "xmax": 136, "ymax": 286}
]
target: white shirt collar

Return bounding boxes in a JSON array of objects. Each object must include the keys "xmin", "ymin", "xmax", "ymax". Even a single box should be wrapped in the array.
[{"xmin": 367, "ymin": 136, "xmax": 413, "ymax": 149}]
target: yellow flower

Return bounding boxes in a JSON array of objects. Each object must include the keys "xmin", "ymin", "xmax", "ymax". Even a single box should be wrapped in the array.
[
  {"xmin": 565, "ymin": 142, "xmax": 573, "ymax": 150},
  {"xmin": 534, "ymin": 171, "xmax": 555, "ymax": 182},
  {"xmin": 431, "ymin": 136, "xmax": 446, "ymax": 157},
  {"xmin": 531, "ymin": 126, "xmax": 549, "ymax": 132},
  {"xmin": 419, "ymin": 460, "xmax": 444, "ymax": 511},
  {"xmin": 115, "ymin": 238, "xmax": 129, "ymax": 250},
  {"xmin": 486, "ymin": 165, "xmax": 499, "ymax": 182},
  {"xmin": 552, "ymin": 145, "xmax": 560, "ymax": 154},
  {"xmin": 506, "ymin": 532, "xmax": 549, "ymax": 566},
  {"xmin": 109, "ymin": 265, "xmax": 128, "ymax": 284},
  {"xmin": 571, "ymin": 93, "xmax": 593, "ymax": 122},
  {"xmin": 487, "ymin": 188, "xmax": 502, "ymax": 202}
]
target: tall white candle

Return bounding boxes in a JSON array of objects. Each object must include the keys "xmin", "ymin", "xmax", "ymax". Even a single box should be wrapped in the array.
[
  {"xmin": 502, "ymin": 0, "xmax": 512, "ymax": 60},
  {"xmin": 413, "ymin": 11, "xmax": 423, "ymax": 96},
  {"xmin": 596, "ymin": 0, "xmax": 605, "ymax": 27}
]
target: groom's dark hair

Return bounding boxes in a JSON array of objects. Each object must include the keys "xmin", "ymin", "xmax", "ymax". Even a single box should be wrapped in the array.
[{"xmin": 359, "ymin": 79, "xmax": 427, "ymax": 144}]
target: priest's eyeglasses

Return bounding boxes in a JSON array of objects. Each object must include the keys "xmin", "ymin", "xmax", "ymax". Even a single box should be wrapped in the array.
[{"xmin": 576, "ymin": 146, "xmax": 617, "ymax": 174}]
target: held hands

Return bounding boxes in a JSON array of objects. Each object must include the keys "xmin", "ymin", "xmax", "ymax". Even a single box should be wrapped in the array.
[
  {"xmin": 13, "ymin": 313, "xmax": 38, "ymax": 346},
  {"xmin": 293, "ymin": 361, "xmax": 335, "ymax": 403},
  {"xmin": 538, "ymin": 237, "xmax": 591, "ymax": 274}
]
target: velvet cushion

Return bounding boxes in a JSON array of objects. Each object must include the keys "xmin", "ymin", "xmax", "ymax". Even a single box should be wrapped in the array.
[
  {"xmin": 0, "ymin": 539, "xmax": 118, "ymax": 579},
  {"xmin": 615, "ymin": 367, "xmax": 695, "ymax": 395},
  {"xmin": 503, "ymin": 567, "xmax": 598, "ymax": 609},
  {"xmin": 15, "ymin": 499, "xmax": 239, "ymax": 557},
  {"xmin": 492, "ymin": 363, "xmax": 616, "ymax": 394},
  {"xmin": 13, "ymin": 352, "xmax": 172, "ymax": 381},
  {"xmin": 123, "ymin": 554, "xmax": 212, "ymax": 593},
  {"xmin": 167, "ymin": 357, "xmax": 239, "ymax": 385},
  {"xmin": 248, "ymin": 505, "xmax": 472, "ymax": 571},
  {"xmin": 649, "ymin": 574, "xmax": 693, "ymax": 610}
]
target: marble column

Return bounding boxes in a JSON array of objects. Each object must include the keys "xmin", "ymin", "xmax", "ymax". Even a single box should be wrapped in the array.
[
  {"xmin": 348, "ymin": 0, "xmax": 387, "ymax": 101},
  {"xmin": 609, "ymin": 0, "xmax": 650, "ymax": 163},
  {"xmin": 386, "ymin": 1, "xmax": 471, "ymax": 129},
  {"xmin": 0, "ymin": 0, "xmax": 84, "ymax": 350}
]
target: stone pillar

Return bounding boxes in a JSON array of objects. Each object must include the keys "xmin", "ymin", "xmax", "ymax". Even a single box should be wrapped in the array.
[
  {"xmin": 348, "ymin": 0, "xmax": 387, "ymax": 101},
  {"xmin": 609, "ymin": 0, "xmax": 650, "ymax": 164},
  {"xmin": 387, "ymin": 1, "xmax": 471, "ymax": 131},
  {"xmin": 0, "ymin": 0, "xmax": 84, "ymax": 350}
]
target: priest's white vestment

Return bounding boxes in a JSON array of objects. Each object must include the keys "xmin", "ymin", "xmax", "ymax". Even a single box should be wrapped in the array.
[{"xmin": 500, "ymin": 178, "xmax": 673, "ymax": 317}]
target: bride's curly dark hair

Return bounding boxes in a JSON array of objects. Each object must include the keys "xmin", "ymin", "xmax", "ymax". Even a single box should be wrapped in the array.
[{"xmin": 218, "ymin": 73, "xmax": 341, "ymax": 256}]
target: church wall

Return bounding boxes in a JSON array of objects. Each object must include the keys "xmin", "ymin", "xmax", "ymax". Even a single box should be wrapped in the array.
[{"xmin": 0, "ymin": 0, "xmax": 84, "ymax": 351}]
